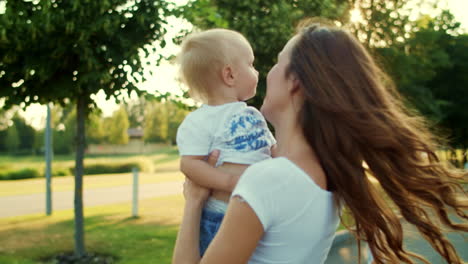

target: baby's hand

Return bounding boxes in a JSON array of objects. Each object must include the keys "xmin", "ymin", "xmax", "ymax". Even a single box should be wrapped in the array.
[
  {"xmin": 183, "ymin": 178, "xmax": 210, "ymax": 204},
  {"xmin": 206, "ymin": 149, "xmax": 220, "ymax": 167}
]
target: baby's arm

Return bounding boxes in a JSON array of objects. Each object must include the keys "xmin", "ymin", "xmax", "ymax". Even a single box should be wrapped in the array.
[{"xmin": 180, "ymin": 155, "xmax": 240, "ymax": 192}]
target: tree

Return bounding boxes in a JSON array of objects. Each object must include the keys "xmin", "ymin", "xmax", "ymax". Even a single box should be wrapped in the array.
[
  {"xmin": 86, "ymin": 110, "xmax": 106, "ymax": 144},
  {"xmin": 106, "ymin": 106, "xmax": 129, "ymax": 145},
  {"xmin": 5, "ymin": 124, "xmax": 20, "ymax": 153},
  {"xmin": 348, "ymin": 0, "xmax": 414, "ymax": 47},
  {"xmin": 428, "ymin": 25, "xmax": 468, "ymax": 165},
  {"xmin": 56, "ymin": 109, "xmax": 77, "ymax": 154},
  {"xmin": 125, "ymin": 95, "xmax": 147, "ymax": 129},
  {"xmin": 374, "ymin": 11, "xmax": 468, "ymax": 166},
  {"xmin": 0, "ymin": 107, "xmax": 11, "ymax": 152},
  {"xmin": 179, "ymin": 0, "xmax": 349, "ymax": 108},
  {"xmin": 167, "ymin": 100, "xmax": 188, "ymax": 145},
  {"xmin": 144, "ymin": 100, "xmax": 168, "ymax": 143},
  {"xmin": 0, "ymin": 0, "xmax": 170, "ymax": 258},
  {"xmin": 10, "ymin": 113, "xmax": 36, "ymax": 154},
  {"xmin": 0, "ymin": 107, "xmax": 9, "ymax": 131},
  {"xmin": 33, "ymin": 129, "xmax": 45, "ymax": 154}
]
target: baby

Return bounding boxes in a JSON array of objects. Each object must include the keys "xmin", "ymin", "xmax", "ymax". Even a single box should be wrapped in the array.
[{"xmin": 176, "ymin": 28, "xmax": 276, "ymax": 255}]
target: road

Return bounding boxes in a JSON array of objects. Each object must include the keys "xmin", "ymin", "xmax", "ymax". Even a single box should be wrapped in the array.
[{"xmin": 0, "ymin": 180, "xmax": 183, "ymax": 218}]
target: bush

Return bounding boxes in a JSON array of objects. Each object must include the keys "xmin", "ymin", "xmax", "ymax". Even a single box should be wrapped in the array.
[
  {"xmin": 52, "ymin": 167, "xmax": 70, "ymax": 177},
  {"xmin": 70, "ymin": 161, "xmax": 147, "ymax": 175},
  {"xmin": 0, "ymin": 161, "xmax": 148, "ymax": 180},
  {"xmin": 0, "ymin": 168, "xmax": 41, "ymax": 180}
]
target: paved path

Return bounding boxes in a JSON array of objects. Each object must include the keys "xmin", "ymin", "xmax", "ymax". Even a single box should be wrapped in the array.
[
  {"xmin": 326, "ymin": 218, "xmax": 468, "ymax": 264},
  {"xmin": 0, "ymin": 181, "xmax": 183, "ymax": 218}
]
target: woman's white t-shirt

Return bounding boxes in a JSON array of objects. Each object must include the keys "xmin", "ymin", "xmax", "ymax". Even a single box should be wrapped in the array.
[{"xmin": 232, "ymin": 157, "xmax": 340, "ymax": 264}]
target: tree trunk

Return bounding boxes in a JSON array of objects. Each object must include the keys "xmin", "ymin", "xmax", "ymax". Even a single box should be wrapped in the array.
[{"xmin": 74, "ymin": 95, "xmax": 86, "ymax": 257}]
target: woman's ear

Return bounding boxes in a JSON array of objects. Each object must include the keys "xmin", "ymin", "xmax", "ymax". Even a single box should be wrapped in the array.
[
  {"xmin": 288, "ymin": 76, "xmax": 301, "ymax": 95},
  {"xmin": 221, "ymin": 65, "xmax": 236, "ymax": 86}
]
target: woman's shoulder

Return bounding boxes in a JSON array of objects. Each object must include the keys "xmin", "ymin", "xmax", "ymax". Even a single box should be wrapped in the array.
[
  {"xmin": 244, "ymin": 157, "xmax": 333, "ymax": 195},
  {"xmin": 246, "ymin": 157, "xmax": 287, "ymax": 172},
  {"xmin": 240, "ymin": 157, "xmax": 297, "ymax": 185}
]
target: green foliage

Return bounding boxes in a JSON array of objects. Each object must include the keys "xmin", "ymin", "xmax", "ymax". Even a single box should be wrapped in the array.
[
  {"xmin": 376, "ymin": 11, "xmax": 468, "ymax": 150},
  {"xmin": 71, "ymin": 161, "xmax": 148, "ymax": 175},
  {"xmin": 33, "ymin": 129, "xmax": 44, "ymax": 154},
  {"xmin": 349, "ymin": 0, "xmax": 413, "ymax": 47},
  {"xmin": 5, "ymin": 124, "xmax": 20, "ymax": 153},
  {"xmin": 0, "ymin": 129, "xmax": 7, "ymax": 152},
  {"xmin": 0, "ymin": 0, "xmax": 172, "ymax": 256},
  {"xmin": 125, "ymin": 96, "xmax": 147, "ymax": 129},
  {"xmin": 4, "ymin": 113, "xmax": 36, "ymax": 154},
  {"xmin": 0, "ymin": 0, "xmax": 171, "ymax": 108},
  {"xmin": 0, "ymin": 160, "xmax": 148, "ymax": 180},
  {"xmin": 167, "ymin": 101, "xmax": 189, "ymax": 145},
  {"xmin": 105, "ymin": 106, "xmax": 130, "ymax": 145},
  {"xmin": 0, "ymin": 108, "xmax": 8, "ymax": 131},
  {"xmin": 53, "ymin": 109, "xmax": 77, "ymax": 154},
  {"xmin": 86, "ymin": 110, "xmax": 106, "ymax": 144},
  {"xmin": 0, "ymin": 168, "xmax": 41, "ymax": 180},
  {"xmin": 144, "ymin": 101, "xmax": 169, "ymax": 143}
]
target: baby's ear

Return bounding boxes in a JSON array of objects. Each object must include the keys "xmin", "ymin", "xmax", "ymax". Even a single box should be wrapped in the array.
[{"xmin": 221, "ymin": 65, "xmax": 235, "ymax": 86}]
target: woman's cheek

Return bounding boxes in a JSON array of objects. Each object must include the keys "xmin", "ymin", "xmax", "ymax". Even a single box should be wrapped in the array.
[{"xmin": 260, "ymin": 96, "xmax": 273, "ymax": 122}]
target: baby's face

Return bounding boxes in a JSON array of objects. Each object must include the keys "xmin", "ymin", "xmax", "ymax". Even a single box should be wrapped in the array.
[{"xmin": 231, "ymin": 39, "xmax": 258, "ymax": 101}]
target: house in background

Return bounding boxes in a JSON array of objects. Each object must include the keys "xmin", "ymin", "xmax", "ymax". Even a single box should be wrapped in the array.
[{"xmin": 87, "ymin": 128, "xmax": 165, "ymax": 154}]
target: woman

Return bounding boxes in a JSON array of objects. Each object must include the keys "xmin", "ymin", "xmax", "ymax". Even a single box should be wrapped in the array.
[{"xmin": 172, "ymin": 21, "xmax": 468, "ymax": 264}]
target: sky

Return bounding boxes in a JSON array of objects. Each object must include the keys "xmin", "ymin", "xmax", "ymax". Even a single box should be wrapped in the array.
[{"xmin": 4, "ymin": 0, "xmax": 468, "ymax": 129}]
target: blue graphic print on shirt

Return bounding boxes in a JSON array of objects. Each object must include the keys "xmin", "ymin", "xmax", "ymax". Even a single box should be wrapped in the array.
[{"xmin": 224, "ymin": 110, "xmax": 270, "ymax": 152}]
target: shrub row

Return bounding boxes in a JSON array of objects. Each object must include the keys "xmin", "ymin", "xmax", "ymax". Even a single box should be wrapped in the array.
[
  {"xmin": 0, "ymin": 161, "xmax": 148, "ymax": 181},
  {"xmin": 0, "ymin": 168, "xmax": 41, "ymax": 180},
  {"xmin": 72, "ymin": 162, "xmax": 146, "ymax": 175}
]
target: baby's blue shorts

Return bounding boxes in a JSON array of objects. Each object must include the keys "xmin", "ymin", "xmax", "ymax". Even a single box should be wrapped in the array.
[{"xmin": 199, "ymin": 208, "xmax": 225, "ymax": 256}]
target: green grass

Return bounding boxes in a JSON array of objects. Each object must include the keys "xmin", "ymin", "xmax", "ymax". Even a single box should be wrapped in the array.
[
  {"xmin": 0, "ymin": 195, "xmax": 185, "ymax": 264},
  {"xmin": 0, "ymin": 194, "xmax": 348, "ymax": 264},
  {"xmin": 0, "ymin": 146, "xmax": 179, "ymax": 174},
  {"xmin": 0, "ymin": 168, "xmax": 183, "ymax": 197},
  {"xmin": 0, "ymin": 146, "xmax": 180, "ymax": 182},
  {"xmin": 0, "ymin": 148, "xmax": 182, "ymax": 197},
  {"xmin": 0, "ymin": 148, "xmax": 185, "ymax": 263}
]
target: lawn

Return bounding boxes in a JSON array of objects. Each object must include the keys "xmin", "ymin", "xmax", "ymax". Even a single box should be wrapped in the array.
[
  {"xmin": 0, "ymin": 146, "xmax": 183, "ymax": 197},
  {"xmin": 0, "ymin": 149, "xmax": 185, "ymax": 263},
  {"xmin": 0, "ymin": 195, "xmax": 185, "ymax": 264},
  {"xmin": 0, "ymin": 168, "xmax": 183, "ymax": 197},
  {"xmin": 0, "ymin": 146, "xmax": 180, "ymax": 180}
]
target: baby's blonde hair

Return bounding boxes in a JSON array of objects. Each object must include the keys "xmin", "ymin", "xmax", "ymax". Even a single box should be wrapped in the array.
[{"xmin": 177, "ymin": 28, "xmax": 247, "ymax": 102}]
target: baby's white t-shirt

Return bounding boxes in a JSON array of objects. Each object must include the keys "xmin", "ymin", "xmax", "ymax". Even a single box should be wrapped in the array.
[
  {"xmin": 232, "ymin": 157, "xmax": 340, "ymax": 264},
  {"xmin": 176, "ymin": 102, "xmax": 276, "ymax": 167}
]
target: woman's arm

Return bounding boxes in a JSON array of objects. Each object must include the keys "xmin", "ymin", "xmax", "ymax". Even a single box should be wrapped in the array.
[
  {"xmin": 201, "ymin": 196, "xmax": 264, "ymax": 263},
  {"xmin": 172, "ymin": 151, "xmax": 264, "ymax": 264},
  {"xmin": 172, "ymin": 194, "xmax": 204, "ymax": 264}
]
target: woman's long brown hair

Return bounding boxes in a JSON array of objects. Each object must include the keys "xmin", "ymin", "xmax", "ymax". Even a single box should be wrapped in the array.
[{"xmin": 287, "ymin": 21, "xmax": 468, "ymax": 263}]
